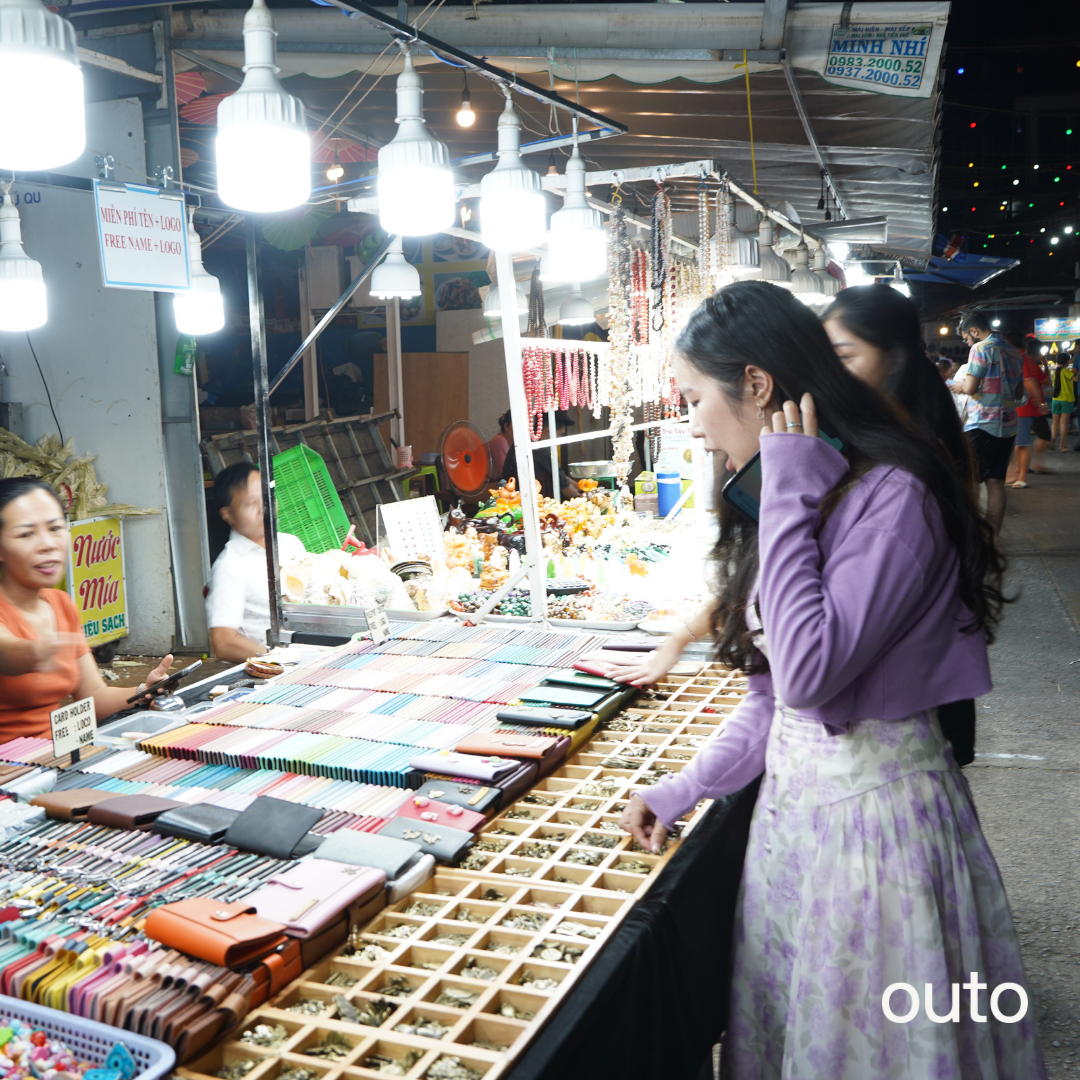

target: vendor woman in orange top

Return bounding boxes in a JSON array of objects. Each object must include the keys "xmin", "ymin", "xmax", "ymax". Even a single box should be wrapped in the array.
[{"xmin": 0, "ymin": 478, "xmax": 173, "ymax": 737}]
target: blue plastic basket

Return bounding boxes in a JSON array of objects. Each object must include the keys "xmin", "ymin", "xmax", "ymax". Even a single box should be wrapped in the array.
[{"xmin": 0, "ymin": 995, "xmax": 175, "ymax": 1080}]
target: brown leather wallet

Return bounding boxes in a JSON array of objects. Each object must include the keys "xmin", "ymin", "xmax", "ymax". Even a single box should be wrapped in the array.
[
  {"xmin": 172, "ymin": 978, "xmax": 253, "ymax": 1064},
  {"xmin": 30, "ymin": 789, "xmax": 126, "ymax": 821},
  {"xmin": 244, "ymin": 938, "xmax": 302, "ymax": 1008},
  {"xmin": 454, "ymin": 731, "xmax": 561, "ymax": 760},
  {"xmin": 87, "ymin": 794, "xmax": 186, "ymax": 829},
  {"xmin": 144, "ymin": 899, "xmax": 288, "ymax": 968}
]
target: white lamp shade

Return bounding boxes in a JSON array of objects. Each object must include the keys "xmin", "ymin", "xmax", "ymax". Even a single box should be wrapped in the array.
[
  {"xmin": 545, "ymin": 144, "xmax": 606, "ymax": 283},
  {"xmin": 174, "ymin": 216, "xmax": 224, "ymax": 335},
  {"xmin": 559, "ymin": 287, "xmax": 594, "ymax": 326},
  {"xmin": 377, "ymin": 52, "xmax": 455, "ymax": 236},
  {"xmin": 757, "ymin": 220, "xmax": 793, "ymax": 289},
  {"xmin": 371, "ymin": 238, "xmax": 421, "ymax": 299},
  {"xmin": 790, "ymin": 243, "xmax": 824, "ymax": 304},
  {"xmin": 479, "ymin": 98, "xmax": 546, "ymax": 252},
  {"xmin": 483, "ymin": 284, "xmax": 528, "ymax": 318},
  {"xmin": 0, "ymin": 191, "xmax": 46, "ymax": 331},
  {"xmin": 0, "ymin": 0, "xmax": 84, "ymax": 171},
  {"xmin": 215, "ymin": 0, "xmax": 310, "ymax": 213}
]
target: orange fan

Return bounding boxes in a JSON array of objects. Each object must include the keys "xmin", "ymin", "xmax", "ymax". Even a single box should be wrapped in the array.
[{"xmin": 440, "ymin": 421, "xmax": 491, "ymax": 500}]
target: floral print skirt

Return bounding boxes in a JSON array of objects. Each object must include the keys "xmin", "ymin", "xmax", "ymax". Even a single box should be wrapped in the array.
[{"xmin": 725, "ymin": 707, "xmax": 1047, "ymax": 1080}]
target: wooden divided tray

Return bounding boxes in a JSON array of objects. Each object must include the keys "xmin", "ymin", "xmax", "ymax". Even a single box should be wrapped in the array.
[{"xmin": 179, "ymin": 663, "xmax": 746, "ymax": 1080}]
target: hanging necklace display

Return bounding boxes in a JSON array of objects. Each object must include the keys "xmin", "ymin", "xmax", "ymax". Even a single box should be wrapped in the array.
[
  {"xmin": 607, "ymin": 201, "xmax": 635, "ymax": 486},
  {"xmin": 649, "ymin": 183, "xmax": 668, "ymax": 336},
  {"xmin": 697, "ymin": 181, "xmax": 712, "ymax": 304},
  {"xmin": 713, "ymin": 181, "xmax": 733, "ymax": 290},
  {"xmin": 526, "ymin": 265, "xmax": 546, "ymax": 339}
]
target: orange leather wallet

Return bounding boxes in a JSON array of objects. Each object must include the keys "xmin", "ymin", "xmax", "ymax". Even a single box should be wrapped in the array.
[
  {"xmin": 144, "ymin": 899, "xmax": 288, "ymax": 968},
  {"xmin": 454, "ymin": 731, "xmax": 561, "ymax": 761}
]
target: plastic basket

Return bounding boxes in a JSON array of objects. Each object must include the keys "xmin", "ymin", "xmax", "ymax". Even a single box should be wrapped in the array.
[
  {"xmin": 272, "ymin": 444, "xmax": 350, "ymax": 553},
  {"xmin": 0, "ymin": 995, "xmax": 174, "ymax": 1080}
]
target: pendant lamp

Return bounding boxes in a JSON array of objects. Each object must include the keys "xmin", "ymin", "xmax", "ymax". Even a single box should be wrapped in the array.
[
  {"xmin": 558, "ymin": 285, "xmax": 594, "ymax": 326},
  {"xmin": 0, "ymin": 186, "xmax": 46, "ymax": 331},
  {"xmin": 371, "ymin": 236, "xmax": 421, "ymax": 299},
  {"xmin": 0, "ymin": 0, "xmax": 84, "ymax": 171},
  {"xmin": 546, "ymin": 144, "xmax": 606, "ymax": 283},
  {"xmin": 378, "ymin": 50, "xmax": 454, "ymax": 236},
  {"xmin": 174, "ymin": 214, "xmax": 224, "ymax": 335},
  {"xmin": 483, "ymin": 284, "xmax": 528, "ymax": 318},
  {"xmin": 479, "ymin": 96, "xmax": 545, "ymax": 252},
  {"xmin": 812, "ymin": 246, "xmax": 841, "ymax": 299},
  {"xmin": 790, "ymin": 241, "xmax": 824, "ymax": 305},
  {"xmin": 216, "ymin": 0, "xmax": 310, "ymax": 213},
  {"xmin": 757, "ymin": 219, "xmax": 793, "ymax": 290}
]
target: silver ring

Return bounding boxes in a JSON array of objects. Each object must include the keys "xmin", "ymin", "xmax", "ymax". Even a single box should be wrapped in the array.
[{"xmin": 787, "ymin": 422, "xmax": 802, "ymax": 429}]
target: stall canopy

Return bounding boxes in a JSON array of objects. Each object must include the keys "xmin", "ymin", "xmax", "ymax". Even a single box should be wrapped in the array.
[{"xmin": 164, "ymin": 1, "xmax": 949, "ymax": 261}]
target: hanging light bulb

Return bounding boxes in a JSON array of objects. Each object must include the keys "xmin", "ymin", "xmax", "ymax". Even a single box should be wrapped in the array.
[
  {"xmin": 559, "ymin": 284, "xmax": 594, "ymax": 326},
  {"xmin": 816, "ymin": 169, "xmax": 826, "ymax": 212},
  {"xmin": 790, "ymin": 241, "xmax": 824, "ymax": 304},
  {"xmin": 378, "ymin": 50, "xmax": 455, "ymax": 236},
  {"xmin": 0, "ymin": 186, "xmax": 46, "ymax": 331},
  {"xmin": 757, "ymin": 219, "xmax": 792, "ymax": 289},
  {"xmin": 483, "ymin": 284, "xmax": 528, "ymax": 318},
  {"xmin": 371, "ymin": 236, "xmax": 421, "ymax": 299},
  {"xmin": 216, "ymin": 0, "xmax": 310, "ymax": 213},
  {"xmin": 0, "ymin": 0, "xmax": 84, "ymax": 171},
  {"xmin": 719, "ymin": 196, "xmax": 760, "ymax": 280},
  {"xmin": 546, "ymin": 153, "xmax": 558, "ymax": 178},
  {"xmin": 326, "ymin": 143, "xmax": 344, "ymax": 183},
  {"xmin": 173, "ymin": 213, "xmax": 224, "ymax": 335},
  {"xmin": 546, "ymin": 142, "xmax": 606, "ymax": 283},
  {"xmin": 811, "ymin": 246, "xmax": 840, "ymax": 298},
  {"xmin": 479, "ymin": 95, "xmax": 545, "ymax": 252},
  {"xmin": 456, "ymin": 73, "xmax": 475, "ymax": 127}
]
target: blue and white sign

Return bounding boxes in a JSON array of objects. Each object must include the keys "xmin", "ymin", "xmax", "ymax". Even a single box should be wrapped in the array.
[
  {"xmin": 93, "ymin": 180, "xmax": 190, "ymax": 292},
  {"xmin": 826, "ymin": 24, "xmax": 931, "ymax": 91}
]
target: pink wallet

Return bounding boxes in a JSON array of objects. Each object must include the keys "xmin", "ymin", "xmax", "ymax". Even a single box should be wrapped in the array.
[
  {"xmin": 246, "ymin": 859, "xmax": 386, "ymax": 938},
  {"xmin": 395, "ymin": 795, "xmax": 485, "ymax": 833}
]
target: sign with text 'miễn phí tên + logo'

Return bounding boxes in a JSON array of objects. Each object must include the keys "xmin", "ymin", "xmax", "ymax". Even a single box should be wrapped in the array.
[
  {"xmin": 826, "ymin": 24, "xmax": 931, "ymax": 91},
  {"xmin": 93, "ymin": 179, "xmax": 190, "ymax": 292}
]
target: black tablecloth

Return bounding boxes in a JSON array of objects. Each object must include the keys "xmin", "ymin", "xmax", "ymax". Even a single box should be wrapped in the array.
[{"xmin": 506, "ymin": 778, "xmax": 762, "ymax": 1080}]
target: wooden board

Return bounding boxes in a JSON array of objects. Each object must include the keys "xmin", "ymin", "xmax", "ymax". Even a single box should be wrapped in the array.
[{"xmin": 374, "ymin": 353, "xmax": 470, "ymax": 458}]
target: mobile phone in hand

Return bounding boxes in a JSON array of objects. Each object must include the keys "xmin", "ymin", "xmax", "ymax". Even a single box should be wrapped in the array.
[{"xmin": 126, "ymin": 659, "xmax": 203, "ymax": 705}]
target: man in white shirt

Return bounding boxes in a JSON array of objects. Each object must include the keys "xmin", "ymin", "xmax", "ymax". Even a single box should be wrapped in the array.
[{"xmin": 205, "ymin": 462, "xmax": 305, "ymax": 661}]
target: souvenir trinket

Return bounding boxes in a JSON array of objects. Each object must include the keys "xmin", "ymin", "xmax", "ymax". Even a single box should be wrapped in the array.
[
  {"xmin": 434, "ymin": 986, "xmax": 479, "ymax": 1009},
  {"xmin": 304, "ymin": 1032, "xmax": 351, "ymax": 1061},
  {"xmin": 241, "ymin": 1024, "xmax": 288, "ymax": 1049},
  {"xmin": 394, "ymin": 1016, "xmax": 450, "ymax": 1040},
  {"xmin": 426, "ymin": 1057, "xmax": 482, "ymax": 1080}
]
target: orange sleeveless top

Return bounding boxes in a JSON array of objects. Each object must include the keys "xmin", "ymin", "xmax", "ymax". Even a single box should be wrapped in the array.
[{"xmin": 0, "ymin": 589, "xmax": 89, "ymax": 739}]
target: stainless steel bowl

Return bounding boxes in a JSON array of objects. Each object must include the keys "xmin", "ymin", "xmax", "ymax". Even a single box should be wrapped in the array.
[{"xmin": 568, "ymin": 460, "xmax": 615, "ymax": 479}]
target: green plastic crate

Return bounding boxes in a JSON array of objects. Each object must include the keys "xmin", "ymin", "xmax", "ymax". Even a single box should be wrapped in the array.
[{"xmin": 272, "ymin": 444, "xmax": 350, "ymax": 553}]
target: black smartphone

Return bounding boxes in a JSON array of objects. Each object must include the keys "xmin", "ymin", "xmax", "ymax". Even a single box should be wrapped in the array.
[
  {"xmin": 125, "ymin": 659, "xmax": 203, "ymax": 705},
  {"xmin": 721, "ymin": 431, "xmax": 844, "ymax": 523}
]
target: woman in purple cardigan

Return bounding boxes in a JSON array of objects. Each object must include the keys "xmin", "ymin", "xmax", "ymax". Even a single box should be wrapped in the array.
[{"xmin": 621, "ymin": 282, "xmax": 1044, "ymax": 1078}]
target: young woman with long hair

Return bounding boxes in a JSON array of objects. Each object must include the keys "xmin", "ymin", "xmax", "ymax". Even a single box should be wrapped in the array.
[{"xmin": 619, "ymin": 282, "xmax": 1042, "ymax": 1078}]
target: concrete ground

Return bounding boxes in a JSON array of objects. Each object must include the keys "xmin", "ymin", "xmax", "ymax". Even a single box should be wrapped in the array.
[{"xmin": 969, "ymin": 443, "xmax": 1080, "ymax": 1075}]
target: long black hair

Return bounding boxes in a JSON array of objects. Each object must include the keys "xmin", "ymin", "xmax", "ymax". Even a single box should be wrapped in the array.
[
  {"xmin": 679, "ymin": 281, "xmax": 1005, "ymax": 672},
  {"xmin": 821, "ymin": 285, "xmax": 975, "ymax": 485}
]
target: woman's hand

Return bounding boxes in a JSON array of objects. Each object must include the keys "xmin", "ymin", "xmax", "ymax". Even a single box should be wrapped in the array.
[
  {"xmin": 592, "ymin": 645, "xmax": 678, "ymax": 687},
  {"xmin": 134, "ymin": 654, "xmax": 175, "ymax": 701},
  {"xmin": 764, "ymin": 393, "xmax": 818, "ymax": 439},
  {"xmin": 619, "ymin": 793, "xmax": 668, "ymax": 855}
]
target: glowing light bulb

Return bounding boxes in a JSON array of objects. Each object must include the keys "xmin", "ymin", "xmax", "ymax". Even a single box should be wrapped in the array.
[{"xmin": 456, "ymin": 78, "xmax": 475, "ymax": 128}]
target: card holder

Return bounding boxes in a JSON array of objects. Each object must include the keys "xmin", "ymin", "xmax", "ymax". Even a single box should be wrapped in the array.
[
  {"xmin": 412, "ymin": 779, "xmax": 501, "ymax": 814},
  {"xmin": 144, "ymin": 899, "xmax": 288, "ymax": 968},
  {"xmin": 454, "ymin": 731, "xmax": 561, "ymax": 761},
  {"xmin": 87, "ymin": 794, "xmax": 186, "ymax": 829},
  {"xmin": 377, "ymin": 815, "xmax": 474, "ymax": 863},
  {"xmin": 223, "ymin": 796, "xmax": 324, "ymax": 858}
]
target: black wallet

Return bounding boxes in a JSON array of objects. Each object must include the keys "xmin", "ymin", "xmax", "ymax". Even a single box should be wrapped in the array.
[
  {"xmin": 496, "ymin": 707, "xmax": 594, "ymax": 730},
  {"xmin": 492, "ymin": 761, "xmax": 539, "ymax": 804},
  {"xmin": 152, "ymin": 804, "xmax": 240, "ymax": 844},
  {"xmin": 412, "ymin": 779, "xmax": 501, "ymax": 815},
  {"xmin": 223, "ymin": 796, "xmax": 325, "ymax": 858},
  {"xmin": 377, "ymin": 816, "xmax": 474, "ymax": 863}
]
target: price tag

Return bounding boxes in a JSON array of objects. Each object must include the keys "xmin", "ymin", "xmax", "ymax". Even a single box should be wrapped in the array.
[
  {"xmin": 359, "ymin": 598, "xmax": 391, "ymax": 645},
  {"xmin": 50, "ymin": 696, "xmax": 97, "ymax": 759}
]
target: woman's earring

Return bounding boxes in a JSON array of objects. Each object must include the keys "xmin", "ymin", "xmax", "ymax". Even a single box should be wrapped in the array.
[{"xmin": 756, "ymin": 405, "xmax": 765, "ymax": 421}]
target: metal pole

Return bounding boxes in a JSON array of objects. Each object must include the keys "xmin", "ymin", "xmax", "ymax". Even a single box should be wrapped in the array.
[
  {"xmin": 547, "ymin": 406, "xmax": 559, "ymax": 507},
  {"xmin": 386, "ymin": 297, "xmax": 405, "ymax": 448},
  {"xmin": 245, "ymin": 218, "xmax": 282, "ymax": 649},
  {"xmin": 495, "ymin": 249, "xmax": 547, "ymax": 622},
  {"xmin": 297, "ymin": 253, "xmax": 319, "ymax": 420}
]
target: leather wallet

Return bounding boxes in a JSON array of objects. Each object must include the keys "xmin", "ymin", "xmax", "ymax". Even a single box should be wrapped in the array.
[
  {"xmin": 246, "ymin": 859, "xmax": 386, "ymax": 938},
  {"xmin": 87, "ymin": 794, "xmax": 185, "ymax": 828},
  {"xmin": 387, "ymin": 853, "xmax": 435, "ymax": 902},
  {"xmin": 395, "ymin": 795, "xmax": 485, "ymax": 833},
  {"xmin": 378, "ymin": 815, "xmax": 474, "ymax": 863},
  {"xmin": 152, "ymin": 804, "xmax": 240, "ymax": 844},
  {"xmin": 144, "ymin": 898, "xmax": 288, "ymax": 967},
  {"xmin": 496, "ymin": 707, "xmax": 594, "ymax": 730},
  {"xmin": 455, "ymin": 731, "xmax": 561, "ymax": 761},
  {"xmin": 223, "ymin": 796, "xmax": 325, "ymax": 859},
  {"xmin": 313, "ymin": 829, "xmax": 424, "ymax": 880},
  {"xmin": 413, "ymin": 780, "xmax": 501, "ymax": 815},
  {"xmin": 300, "ymin": 912, "xmax": 350, "ymax": 970},
  {"xmin": 244, "ymin": 938, "xmax": 303, "ymax": 1008},
  {"xmin": 30, "ymin": 789, "xmax": 126, "ymax": 821},
  {"xmin": 492, "ymin": 761, "xmax": 540, "ymax": 804},
  {"xmin": 409, "ymin": 751, "xmax": 518, "ymax": 783},
  {"xmin": 518, "ymin": 684, "xmax": 611, "ymax": 708}
]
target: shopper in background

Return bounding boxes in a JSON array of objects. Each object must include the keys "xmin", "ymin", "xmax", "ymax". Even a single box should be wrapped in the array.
[
  {"xmin": 617, "ymin": 281, "xmax": 1040, "ymax": 1078},
  {"xmin": 1005, "ymin": 329, "xmax": 1052, "ymax": 486},
  {"xmin": 486, "ymin": 410, "xmax": 513, "ymax": 481},
  {"xmin": 1050, "ymin": 350, "xmax": 1077, "ymax": 452},
  {"xmin": 0, "ymin": 477, "xmax": 173, "ymax": 737},
  {"xmin": 205, "ymin": 462, "xmax": 306, "ymax": 662},
  {"xmin": 501, "ymin": 410, "xmax": 582, "ymax": 500},
  {"xmin": 957, "ymin": 310, "xmax": 1026, "ymax": 537}
]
